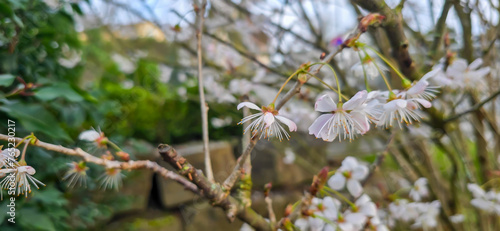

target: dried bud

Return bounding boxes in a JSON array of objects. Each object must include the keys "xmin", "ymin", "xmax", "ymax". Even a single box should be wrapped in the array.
[
  {"xmin": 443, "ymin": 32, "xmax": 450, "ymax": 48},
  {"xmin": 116, "ymin": 151, "xmax": 130, "ymax": 161},
  {"xmin": 310, "ymin": 167, "xmax": 329, "ymax": 195},
  {"xmin": 301, "ymin": 208, "xmax": 314, "ymax": 217},
  {"xmin": 284, "ymin": 204, "xmax": 293, "ymax": 217},
  {"xmin": 359, "ymin": 13, "xmax": 385, "ymax": 32},
  {"xmin": 264, "ymin": 182, "xmax": 272, "ymax": 197},
  {"xmin": 342, "ymin": 33, "xmax": 361, "ymax": 48},
  {"xmin": 320, "ymin": 52, "xmax": 326, "ymax": 60}
]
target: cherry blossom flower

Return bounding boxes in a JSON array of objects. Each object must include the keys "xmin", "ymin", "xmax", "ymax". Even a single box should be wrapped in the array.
[
  {"xmin": 79, "ymin": 128, "xmax": 108, "ymax": 147},
  {"xmin": 376, "ymin": 98, "xmax": 425, "ymax": 128},
  {"xmin": 409, "ymin": 178, "xmax": 429, "ymax": 202},
  {"xmin": 309, "ymin": 91, "xmax": 370, "ymax": 142},
  {"xmin": 0, "ymin": 148, "xmax": 19, "ymax": 168},
  {"xmin": 99, "ymin": 168, "xmax": 124, "ymax": 191},
  {"xmin": 351, "ymin": 57, "xmax": 387, "ymax": 80},
  {"xmin": 401, "ymin": 69, "xmax": 440, "ymax": 102},
  {"xmin": 467, "ymin": 183, "xmax": 500, "ymax": 214},
  {"xmin": 14, "ymin": 166, "xmax": 45, "ymax": 197},
  {"xmin": 328, "ymin": 157, "xmax": 369, "ymax": 197},
  {"xmin": 237, "ymin": 102, "xmax": 297, "ymax": 141},
  {"xmin": 446, "ymin": 58, "xmax": 491, "ymax": 90},
  {"xmin": 63, "ymin": 161, "xmax": 89, "ymax": 188}
]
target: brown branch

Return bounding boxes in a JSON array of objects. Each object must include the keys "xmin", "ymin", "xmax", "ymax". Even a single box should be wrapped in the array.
[
  {"xmin": 194, "ymin": 0, "xmax": 215, "ymax": 182},
  {"xmin": 0, "ymin": 134, "xmax": 199, "ymax": 193},
  {"xmin": 158, "ymin": 144, "xmax": 272, "ymax": 231},
  {"xmin": 352, "ymin": 0, "xmax": 420, "ymax": 80},
  {"xmin": 429, "ymin": 0, "xmax": 453, "ymax": 62},
  {"xmin": 444, "ymin": 89, "xmax": 500, "ymax": 123}
]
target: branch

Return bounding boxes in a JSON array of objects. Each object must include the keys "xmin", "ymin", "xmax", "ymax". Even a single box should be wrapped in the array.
[
  {"xmin": 0, "ymin": 134, "xmax": 199, "ymax": 193},
  {"xmin": 444, "ymin": 89, "xmax": 500, "ymax": 123},
  {"xmin": 158, "ymin": 144, "xmax": 272, "ymax": 231},
  {"xmin": 352, "ymin": 0, "xmax": 420, "ymax": 80},
  {"xmin": 428, "ymin": 0, "xmax": 453, "ymax": 62},
  {"xmin": 195, "ymin": 0, "xmax": 214, "ymax": 182}
]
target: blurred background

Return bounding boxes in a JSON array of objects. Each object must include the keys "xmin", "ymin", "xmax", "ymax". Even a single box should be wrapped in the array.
[{"xmin": 0, "ymin": 0, "xmax": 499, "ymax": 230}]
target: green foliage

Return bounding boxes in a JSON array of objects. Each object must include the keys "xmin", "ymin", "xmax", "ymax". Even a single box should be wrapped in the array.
[{"xmin": 0, "ymin": 1, "xmax": 242, "ymax": 230}]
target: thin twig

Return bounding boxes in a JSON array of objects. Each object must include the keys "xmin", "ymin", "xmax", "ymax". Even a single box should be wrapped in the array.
[
  {"xmin": 0, "ymin": 134, "xmax": 199, "ymax": 193},
  {"xmin": 444, "ymin": 89, "xmax": 500, "ymax": 123},
  {"xmin": 195, "ymin": 0, "xmax": 214, "ymax": 182}
]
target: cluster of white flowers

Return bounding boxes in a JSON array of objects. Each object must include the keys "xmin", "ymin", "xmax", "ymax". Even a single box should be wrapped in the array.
[
  {"xmin": 386, "ymin": 199, "xmax": 441, "ymax": 229},
  {"xmin": 328, "ymin": 157, "xmax": 369, "ymax": 197},
  {"xmin": 467, "ymin": 183, "xmax": 500, "ymax": 214},
  {"xmin": 237, "ymin": 68, "xmax": 440, "ymax": 142},
  {"xmin": 294, "ymin": 194, "xmax": 389, "ymax": 231},
  {"xmin": 0, "ymin": 148, "xmax": 44, "ymax": 199},
  {"xmin": 75, "ymin": 129, "xmax": 126, "ymax": 190},
  {"xmin": 432, "ymin": 58, "xmax": 491, "ymax": 90}
]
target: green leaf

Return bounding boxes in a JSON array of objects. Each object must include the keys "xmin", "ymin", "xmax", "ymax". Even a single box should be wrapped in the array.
[
  {"xmin": 32, "ymin": 186, "xmax": 68, "ymax": 207},
  {"xmin": 34, "ymin": 83, "xmax": 84, "ymax": 102},
  {"xmin": 0, "ymin": 2, "xmax": 13, "ymax": 17},
  {"xmin": 18, "ymin": 208, "xmax": 56, "ymax": 231},
  {"xmin": 0, "ymin": 74, "xmax": 16, "ymax": 87},
  {"xmin": 0, "ymin": 103, "xmax": 71, "ymax": 141}
]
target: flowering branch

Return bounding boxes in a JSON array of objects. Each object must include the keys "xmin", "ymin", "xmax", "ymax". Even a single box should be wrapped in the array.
[{"xmin": 0, "ymin": 134, "xmax": 199, "ymax": 193}]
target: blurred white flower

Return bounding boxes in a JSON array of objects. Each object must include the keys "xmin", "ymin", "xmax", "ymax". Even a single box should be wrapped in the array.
[
  {"xmin": 446, "ymin": 58, "xmax": 490, "ymax": 90},
  {"xmin": 409, "ymin": 178, "xmax": 429, "ymax": 202},
  {"xmin": 63, "ymin": 161, "xmax": 88, "ymax": 188},
  {"xmin": 283, "ymin": 148, "xmax": 296, "ymax": 164},
  {"xmin": 0, "ymin": 148, "xmax": 19, "ymax": 168},
  {"xmin": 328, "ymin": 156, "xmax": 368, "ymax": 197},
  {"xmin": 450, "ymin": 214, "xmax": 465, "ymax": 224},
  {"xmin": 99, "ymin": 168, "xmax": 124, "ymax": 191}
]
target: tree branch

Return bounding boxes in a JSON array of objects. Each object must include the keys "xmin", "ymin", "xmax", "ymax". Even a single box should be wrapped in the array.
[
  {"xmin": 194, "ymin": 0, "xmax": 214, "ymax": 182},
  {"xmin": 0, "ymin": 134, "xmax": 199, "ymax": 194},
  {"xmin": 158, "ymin": 144, "xmax": 272, "ymax": 231}
]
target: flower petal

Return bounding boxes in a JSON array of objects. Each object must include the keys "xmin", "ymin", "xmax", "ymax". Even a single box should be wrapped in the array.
[
  {"xmin": 383, "ymin": 99, "xmax": 407, "ymax": 111},
  {"xmin": 328, "ymin": 173, "xmax": 346, "ymax": 190},
  {"xmin": 263, "ymin": 112, "xmax": 275, "ymax": 128},
  {"xmin": 347, "ymin": 179, "xmax": 363, "ymax": 197},
  {"xmin": 79, "ymin": 130, "xmax": 101, "ymax": 141},
  {"xmin": 352, "ymin": 165, "xmax": 369, "ymax": 180},
  {"xmin": 309, "ymin": 114, "xmax": 334, "ymax": 137},
  {"xmin": 413, "ymin": 98, "xmax": 432, "ymax": 108},
  {"xmin": 350, "ymin": 112, "xmax": 370, "ymax": 134},
  {"xmin": 315, "ymin": 95, "xmax": 337, "ymax": 112},
  {"xmin": 469, "ymin": 58, "xmax": 483, "ymax": 70},
  {"xmin": 275, "ymin": 115, "xmax": 297, "ymax": 132},
  {"xmin": 343, "ymin": 90, "xmax": 367, "ymax": 110},
  {"xmin": 237, "ymin": 102, "xmax": 261, "ymax": 111}
]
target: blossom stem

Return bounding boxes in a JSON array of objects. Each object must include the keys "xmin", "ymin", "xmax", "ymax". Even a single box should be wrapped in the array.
[
  {"xmin": 356, "ymin": 51, "xmax": 371, "ymax": 92},
  {"xmin": 364, "ymin": 45, "xmax": 407, "ymax": 81},
  {"xmin": 361, "ymin": 48, "xmax": 393, "ymax": 91},
  {"xmin": 20, "ymin": 139, "xmax": 30, "ymax": 161},
  {"xmin": 480, "ymin": 178, "xmax": 500, "ymax": 189},
  {"xmin": 309, "ymin": 62, "xmax": 343, "ymax": 102},
  {"xmin": 271, "ymin": 68, "xmax": 304, "ymax": 105},
  {"xmin": 308, "ymin": 73, "xmax": 349, "ymax": 101},
  {"xmin": 107, "ymin": 141, "xmax": 123, "ymax": 152},
  {"xmin": 323, "ymin": 186, "xmax": 356, "ymax": 209}
]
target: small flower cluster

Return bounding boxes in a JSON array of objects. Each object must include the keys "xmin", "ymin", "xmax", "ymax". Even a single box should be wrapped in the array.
[
  {"xmin": 237, "ymin": 67, "xmax": 440, "ymax": 142},
  {"xmin": 67, "ymin": 129, "xmax": 129, "ymax": 190},
  {"xmin": 467, "ymin": 183, "xmax": 500, "ymax": 214},
  {"xmin": 294, "ymin": 195, "xmax": 388, "ymax": 231},
  {"xmin": 387, "ymin": 199, "xmax": 441, "ymax": 229},
  {"xmin": 292, "ymin": 156, "xmax": 388, "ymax": 231},
  {"xmin": 432, "ymin": 58, "xmax": 491, "ymax": 90},
  {"xmin": 0, "ymin": 147, "xmax": 45, "ymax": 199}
]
